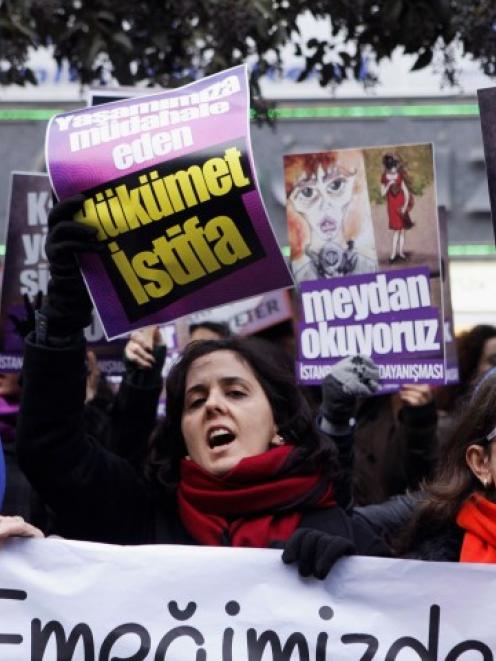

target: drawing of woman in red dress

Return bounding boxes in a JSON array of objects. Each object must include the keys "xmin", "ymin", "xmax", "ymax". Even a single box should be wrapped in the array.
[{"xmin": 380, "ymin": 153, "xmax": 414, "ymax": 262}]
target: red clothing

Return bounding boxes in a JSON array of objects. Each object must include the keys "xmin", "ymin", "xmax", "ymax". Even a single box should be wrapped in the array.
[
  {"xmin": 382, "ymin": 172, "xmax": 412, "ymax": 230},
  {"xmin": 457, "ymin": 493, "xmax": 496, "ymax": 563},
  {"xmin": 177, "ymin": 445, "xmax": 335, "ymax": 547}
]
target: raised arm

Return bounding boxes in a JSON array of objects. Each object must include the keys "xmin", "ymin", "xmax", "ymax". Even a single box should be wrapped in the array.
[{"xmin": 16, "ymin": 196, "xmax": 153, "ymax": 544}]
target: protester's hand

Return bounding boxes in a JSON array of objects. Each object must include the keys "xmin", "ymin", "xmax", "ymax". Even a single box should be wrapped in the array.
[
  {"xmin": 8, "ymin": 292, "xmax": 43, "ymax": 339},
  {"xmin": 124, "ymin": 326, "xmax": 163, "ymax": 369},
  {"xmin": 123, "ymin": 326, "xmax": 167, "ymax": 387},
  {"xmin": 282, "ymin": 528, "xmax": 355, "ymax": 579},
  {"xmin": 45, "ymin": 195, "xmax": 101, "ymax": 277},
  {"xmin": 0, "ymin": 515, "xmax": 44, "ymax": 546},
  {"xmin": 399, "ymin": 384, "xmax": 433, "ymax": 408},
  {"xmin": 40, "ymin": 195, "xmax": 103, "ymax": 337},
  {"xmin": 86, "ymin": 350, "xmax": 101, "ymax": 402},
  {"xmin": 321, "ymin": 355, "xmax": 379, "ymax": 425}
]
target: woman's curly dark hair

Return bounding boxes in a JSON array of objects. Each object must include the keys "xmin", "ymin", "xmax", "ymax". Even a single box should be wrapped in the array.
[{"xmin": 147, "ymin": 336, "xmax": 337, "ymax": 493}]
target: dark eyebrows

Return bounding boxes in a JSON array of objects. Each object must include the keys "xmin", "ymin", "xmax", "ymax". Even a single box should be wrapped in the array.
[
  {"xmin": 185, "ymin": 376, "xmax": 250, "ymax": 399},
  {"xmin": 184, "ymin": 383, "xmax": 207, "ymax": 399}
]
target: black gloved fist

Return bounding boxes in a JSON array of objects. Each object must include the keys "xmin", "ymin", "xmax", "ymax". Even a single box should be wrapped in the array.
[
  {"xmin": 40, "ymin": 194, "xmax": 102, "ymax": 338},
  {"xmin": 282, "ymin": 528, "xmax": 356, "ymax": 579},
  {"xmin": 321, "ymin": 355, "xmax": 379, "ymax": 425}
]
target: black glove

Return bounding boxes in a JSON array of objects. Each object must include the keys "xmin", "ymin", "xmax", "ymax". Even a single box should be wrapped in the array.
[
  {"xmin": 39, "ymin": 194, "xmax": 102, "ymax": 338},
  {"xmin": 124, "ymin": 344, "xmax": 167, "ymax": 388},
  {"xmin": 282, "ymin": 528, "xmax": 356, "ymax": 579},
  {"xmin": 321, "ymin": 355, "xmax": 379, "ymax": 426},
  {"xmin": 9, "ymin": 292, "xmax": 43, "ymax": 339}
]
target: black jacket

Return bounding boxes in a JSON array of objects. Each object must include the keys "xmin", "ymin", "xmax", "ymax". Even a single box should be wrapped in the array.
[
  {"xmin": 17, "ymin": 337, "xmax": 389, "ymax": 557},
  {"xmin": 353, "ymin": 395, "xmax": 438, "ymax": 505},
  {"xmin": 404, "ymin": 520, "xmax": 463, "ymax": 562}
]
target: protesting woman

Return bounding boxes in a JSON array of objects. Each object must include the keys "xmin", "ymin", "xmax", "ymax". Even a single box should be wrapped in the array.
[
  {"xmin": 403, "ymin": 368, "xmax": 496, "ymax": 561},
  {"xmin": 13, "ymin": 196, "xmax": 389, "ymax": 578}
]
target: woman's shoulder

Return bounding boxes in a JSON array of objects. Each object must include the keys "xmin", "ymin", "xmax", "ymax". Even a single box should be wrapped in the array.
[
  {"xmin": 403, "ymin": 519, "xmax": 462, "ymax": 562},
  {"xmin": 301, "ymin": 506, "xmax": 391, "ymax": 557}
]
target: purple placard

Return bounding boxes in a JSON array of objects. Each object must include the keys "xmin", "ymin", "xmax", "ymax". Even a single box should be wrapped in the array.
[
  {"xmin": 285, "ymin": 143, "xmax": 447, "ymax": 387},
  {"xmin": 46, "ymin": 65, "xmax": 292, "ymax": 339},
  {"xmin": 0, "ymin": 173, "xmax": 49, "ymax": 370},
  {"xmin": 0, "ymin": 172, "xmax": 127, "ymax": 373},
  {"xmin": 296, "ymin": 267, "xmax": 445, "ymax": 386}
]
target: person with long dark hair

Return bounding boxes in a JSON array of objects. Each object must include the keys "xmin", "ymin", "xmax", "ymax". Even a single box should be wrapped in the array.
[
  {"xmin": 436, "ymin": 324, "xmax": 496, "ymax": 427},
  {"xmin": 402, "ymin": 369, "xmax": 496, "ymax": 561},
  {"xmin": 11, "ymin": 196, "xmax": 389, "ymax": 578}
]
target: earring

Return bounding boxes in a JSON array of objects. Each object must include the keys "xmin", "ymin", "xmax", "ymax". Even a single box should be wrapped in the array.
[
  {"xmin": 271, "ymin": 434, "xmax": 285, "ymax": 447},
  {"xmin": 482, "ymin": 476, "xmax": 492, "ymax": 489}
]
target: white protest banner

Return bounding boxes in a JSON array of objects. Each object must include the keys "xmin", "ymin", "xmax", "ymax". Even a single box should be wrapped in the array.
[{"xmin": 0, "ymin": 538, "xmax": 495, "ymax": 660}]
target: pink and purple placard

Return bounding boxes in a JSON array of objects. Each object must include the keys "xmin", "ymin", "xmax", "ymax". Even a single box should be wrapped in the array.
[{"xmin": 46, "ymin": 65, "xmax": 292, "ymax": 339}]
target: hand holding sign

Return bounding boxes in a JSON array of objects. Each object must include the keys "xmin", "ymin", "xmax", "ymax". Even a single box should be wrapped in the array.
[
  {"xmin": 282, "ymin": 528, "xmax": 356, "ymax": 579},
  {"xmin": 321, "ymin": 355, "xmax": 379, "ymax": 429},
  {"xmin": 0, "ymin": 516, "xmax": 44, "ymax": 547},
  {"xmin": 40, "ymin": 195, "xmax": 102, "ymax": 339},
  {"xmin": 398, "ymin": 383, "xmax": 433, "ymax": 407},
  {"xmin": 124, "ymin": 326, "xmax": 163, "ymax": 369}
]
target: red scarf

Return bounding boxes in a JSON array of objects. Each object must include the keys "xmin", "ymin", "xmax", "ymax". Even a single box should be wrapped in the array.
[
  {"xmin": 457, "ymin": 493, "xmax": 496, "ymax": 563},
  {"xmin": 177, "ymin": 445, "xmax": 335, "ymax": 547}
]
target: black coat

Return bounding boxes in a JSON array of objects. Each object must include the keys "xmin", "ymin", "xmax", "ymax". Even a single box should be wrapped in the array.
[
  {"xmin": 17, "ymin": 337, "xmax": 389, "ymax": 558},
  {"xmin": 404, "ymin": 520, "xmax": 463, "ymax": 562}
]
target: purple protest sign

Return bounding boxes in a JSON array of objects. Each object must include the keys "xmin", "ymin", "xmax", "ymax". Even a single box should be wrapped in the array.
[
  {"xmin": 0, "ymin": 172, "xmax": 127, "ymax": 373},
  {"xmin": 0, "ymin": 173, "xmax": 50, "ymax": 370},
  {"xmin": 285, "ymin": 143, "xmax": 447, "ymax": 387},
  {"xmin": 46, "ymin": 65, "xmax": 292, "ymax": 339},
  {"xmin": 296, "ymin": 268, "xmax": 445, "ymax": 386}
]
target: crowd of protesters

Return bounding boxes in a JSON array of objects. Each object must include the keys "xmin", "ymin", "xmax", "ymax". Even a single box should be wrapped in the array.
[{"xmin": 1, "ymin": 195, "xmax": 496, "ymax": 576}]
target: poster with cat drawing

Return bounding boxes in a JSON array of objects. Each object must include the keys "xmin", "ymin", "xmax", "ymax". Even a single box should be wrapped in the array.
[{"xmin": 284, "ymin": 144, "xmax": 448, "ymax": 388}]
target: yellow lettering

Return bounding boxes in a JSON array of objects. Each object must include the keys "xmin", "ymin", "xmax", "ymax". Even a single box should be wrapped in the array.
[
  {"xmin": 116, "ymin": 183, "xmax": 152, "ymax": 229},
  {"xmin": 224, "ymin": 147, "xmax": 251, "ymax": 187},
  {"xmin": 202, "ymin": 157, "xmax": 232, "ymax": 196},
  {"xmin": 131, "ymin": 250, "xmax": 174, "ymax": 298},
  {"xmin": 109, "ymin": 242, "xmax": 149, "ymax": 304},
  {"xmin": 205, "ymin": 215, "xmax": 252, "ymax": 265},
  {"xmin": 75, "ymin": 199, "xmax": 107, "ymax": 241},
  {"xmin": 163, "ymin": 166, "xmax": 210, "ymax": 212},
  {"xmin": 183, "ymin": 216, "xmax": 221, "ymax": 273},
  {"xmin": 153, "ymin": 234, "xmax": 206, "ymax": 285}
]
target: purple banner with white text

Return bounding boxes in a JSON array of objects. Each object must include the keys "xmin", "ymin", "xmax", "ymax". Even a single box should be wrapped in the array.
[
  {"xmin": 296, "ymin": 268, "xmax": 445, "ymax": 387},
  {"xmin": 285, "ymin": 143, "xmax": 447, "ymax": 387},
  {"xmin": 0, "ymin": 172, "xmax": 127, "ymax": 373}
]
